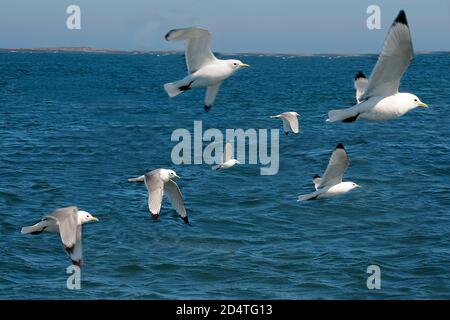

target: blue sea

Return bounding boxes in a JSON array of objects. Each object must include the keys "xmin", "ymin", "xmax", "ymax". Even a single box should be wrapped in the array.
[{"xmin": 0, "ymin": 51, "xmax": 449, "ymax": 299}]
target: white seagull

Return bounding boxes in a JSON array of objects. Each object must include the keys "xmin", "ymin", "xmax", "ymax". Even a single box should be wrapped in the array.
[
  {"xmin": 163, "ymin": 27, "xmax": 250, "ymax": 111},
  {"xmin": 128, "ymin": 169, "xmax": 189, "ymax": 224},
  {"xmin": 270, "ymin": 112, "xmax": 300, "ymax": 135},
  {"xmin": 298, "ymin": 144, "xmax": 361, "ymax": 201},
  {"xmin": 212, "ymin": 141, "xmax": 240, "ymax": 170},
  {"xmin": 327, "ymin": 10, "xmax": 428, "ymax": 123},
  {"xmin": 21, "ymin": 206, "xmax": 99, "ymax": 267}
]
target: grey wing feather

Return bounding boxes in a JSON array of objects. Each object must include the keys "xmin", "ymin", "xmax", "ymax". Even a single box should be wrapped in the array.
[
  {"xmin": 361, "ymin": 11, "xmax": 413, "ymax": 100},
  {"xmin": 223, "ymin": 142, "xmax": 232, "ymax": 162},
  {"xmin": 164, "ymin": 179, "xmax": 187, "ymax": 218},
  {"xmin": 319, "ymin": 146, "xmax": 349, "ymax": 188},
  {"xmin": 165, "ymin": 27, "xmax": 216, "ymax": 73},
  {"xmin": 45, "ymin": 206, "xmax": 78, "ymax": 250},
  {"xmin": 68, "ymin": 226, "xmax": 83, "ymax": 267},
  {"xmin": 280, "ymin": 113, "xmax": 299, "ymax": 134},
  {"xmin": 144, "ymin": 170, "xmax": 164, "ymax": 215},
  {"xmin": 204, "ymin": 82, "xmax": 222, "ymax": 109}
]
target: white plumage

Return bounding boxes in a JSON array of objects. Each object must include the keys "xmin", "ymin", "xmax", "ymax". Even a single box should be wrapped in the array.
[
  {"xmin": 164, "ymin": 27, "xmax": 249, "ymax": 111},
  {"xmin": 128, "ymin": 169, "xmax": 189, "ymax": 224},
  {"xmin": 328, "ymin": 10, "xmax": 428, "ymax": 123},
  {"xmin": 298, "ymin": 144, "xmax": 361, "ymax": 201},
  {"xmin": 21, "ymin": 206, "xmax": 99, "ymax": 267}
]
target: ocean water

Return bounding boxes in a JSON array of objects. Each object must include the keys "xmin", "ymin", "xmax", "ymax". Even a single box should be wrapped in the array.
[{"xmin": 0, "ymin": 51, "xmax": 449, "ymax": 299}]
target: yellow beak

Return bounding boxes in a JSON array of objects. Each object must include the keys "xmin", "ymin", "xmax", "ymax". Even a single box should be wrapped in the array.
[
  {"xmin": 174, "ymin": 175, "xmax": 181, "ymax": 179},
  {"xmin": 418, "ymin": 102, "xmax": 428, "ymax": 108},
  {"xmin": 91, "ymin": 217, "xmax": 99, "ymax": 222},
  {"xmin": 240, "ymin": 64, "xmax": 250, "ymax": 68}
]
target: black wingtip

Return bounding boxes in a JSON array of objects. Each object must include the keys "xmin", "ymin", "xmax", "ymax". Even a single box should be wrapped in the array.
[
  {"xmin": 164, "ymin": 29, "xmax": 174, "ymax": 41},
  {"xmin": 313, "ymin": 174, "xmax": 321, "ymax": 179},
  {"xmin": 355, "ymin": 71, "xmax": 366, "ymax": 80},
  {"xmin": 204, "ymin": 105, "xmax": 212, "ymax": 112},
  {"xmin": 336, "ymin": 143, "xmax": 345, "ymax": 150},
  {"xmin": 394, "ymin": 10, "xmax": 408, "ymax": 26},
  {"xmin": 182, "ymin": 216, "xmax": 189, "ymax": 224}
]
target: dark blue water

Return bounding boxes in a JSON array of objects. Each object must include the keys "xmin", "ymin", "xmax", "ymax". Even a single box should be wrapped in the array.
[{"xmin": 0, "ymin": 52, "xmax": 449, "ymax": 299}]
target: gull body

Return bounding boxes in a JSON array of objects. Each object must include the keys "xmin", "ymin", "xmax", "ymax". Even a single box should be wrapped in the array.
[
  {"xmin": 164, "ymin": 27, "xmax": 249, "ymax": 111},
  {"xmin": 327, "ymin": 10, "xmax": 428, "ymax": 123},
  {"xmin": 128, "ymin": 168, "xmax": 189, "ymax": 224},
  {"xmin": 298, "ymin": 144, "xmax": 360, "ymax": 201},
  {"xmin": 21, "ymin": 206, "xmax": 99, "ymax": 267}
]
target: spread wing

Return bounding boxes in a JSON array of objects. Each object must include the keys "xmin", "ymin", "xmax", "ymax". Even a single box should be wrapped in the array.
[
  {"xmin": 68, "ymin": 226, "xmax": 83, "ymax": 267},
  {"xmin": 361, "ymin": 10, "xmax": 413, "ymax": 100},
  {"xmin": 280, "ymin": 112, "xmax": 299, "ymax": 134},
  {"xmin": 164, "ymin": 179, "xmax": 187, "ymax": 220},
  {"xmin": 319, "ymin": 144, "xmax": 349, "ymax": 188},
  {"xmin": 45, "ymin": 206, "xmax": 78, "ymax": 251},
  {"xmin": 144, "ymin": 170, "xmax": 164, "ymax": 215},
  {"xmin": 223, "ymin": 142, "xmax": 232, "ymax": 162},
  {"xmin": 204, "ymin": 82, "xmax": 222, "ymax": 111},
  {"xmin": 165, "ymin": 27, "xmax": 217, "ymax": 74}
]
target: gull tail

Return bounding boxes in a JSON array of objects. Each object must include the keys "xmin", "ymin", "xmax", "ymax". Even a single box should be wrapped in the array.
[
  {"xmin": 327, "ymin": 107, "xmax": 360, "ymax": 123},
  {"xmin": 128, "ymin": 175, "xmax": 145, "ymax": 182},
  {"xmin": 298, "ymin": 191, "xmax": 320, "ymax": 202},
  {"xmin": 21, "ymin": 223, "xmax": 43, "ymax": 235}
]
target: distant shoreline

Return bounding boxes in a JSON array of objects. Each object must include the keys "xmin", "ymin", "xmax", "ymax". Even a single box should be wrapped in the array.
[{"xmin": 0, "ymin": 47, "xmax": 448, "ymax": 56}]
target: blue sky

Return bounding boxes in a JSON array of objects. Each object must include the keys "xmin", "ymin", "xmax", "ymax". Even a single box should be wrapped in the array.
[{"xmin": 0, "ymin": 0, "xmax": 449, "ymax": 53}]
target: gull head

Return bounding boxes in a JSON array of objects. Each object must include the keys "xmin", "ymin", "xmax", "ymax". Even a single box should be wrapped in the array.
[
  {"xmin": 341, "ymin": 182, "xmax": 361, "ymax": 193},
  {"xmin": 226, "ymin": 59, "xmax": 250, "ymax": 71},
  {"xmin": 401, "ymin": 93, "xmax": 428, "ymax": 110},
  {"xmin": 78, "ymin": 210, "xmax": 99, "ymax": 224},
  {"xmin": 160, "ymin": 169, "xmax": 181, "ymax": 182}
]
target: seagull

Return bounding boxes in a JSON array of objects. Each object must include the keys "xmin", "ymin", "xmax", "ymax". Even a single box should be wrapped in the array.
[
  {"xmin": 21, "ymin": 206, "xmax": 99, "ymax": 267},
  {"xmin": 212, "ymin": 142, "xmax": 240, "ymax": 170},
  {"xmin": 327, "ymin": 10, "xmax": 428, "ymax": 123},
  {"xmin": 163, "ymin": 27, "xmax": 250, "ymax": 112},
  {"xmin": 298, "ymin": 144, "xmax": 361, "ymax": 201},
  {"xmin": 128, "ymin": 169, "xmax": 189, "ymax": 224},
  {"xmin": 270, "ymin": 112, "xmax": 300, "ymax": 135}
]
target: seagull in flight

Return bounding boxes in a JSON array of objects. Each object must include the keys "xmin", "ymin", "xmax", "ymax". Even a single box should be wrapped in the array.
[
  {"xmin": 327, "ymin": 10, "xmax": 428, "ymax": 123},
  {"xmin": 164, "ymin": 27, "xmax": 250, "ymax": 112}
]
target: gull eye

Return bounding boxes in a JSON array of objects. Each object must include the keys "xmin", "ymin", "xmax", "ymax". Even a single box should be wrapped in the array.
[{"xmin": 414, "ymin": 99, "xmax": 418, "ymax": 102}]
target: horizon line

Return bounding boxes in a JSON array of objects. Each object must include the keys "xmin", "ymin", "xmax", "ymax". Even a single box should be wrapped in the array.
[{"xmin": 0, "ymin": 46, "xmax": 448, "ymax": 56}]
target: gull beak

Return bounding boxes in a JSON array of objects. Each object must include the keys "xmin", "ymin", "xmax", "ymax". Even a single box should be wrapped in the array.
[
  {"xmin": 91, "ymin": 217, "xmax": 99, "ymax": 222},
  {"xmin": 240, "ymin": 63, "xmax": 250, "ymax": 68},
  {"xmin": 418, "ymin": 102, "xmax": 428, "ymax": 108},
  {"xmin": 174, "ymin": 174, "xmax": 181, "ymax": 179},
  {"xmin": 355, "ymin": 184, "xmax": 362, "ymax": 188}
]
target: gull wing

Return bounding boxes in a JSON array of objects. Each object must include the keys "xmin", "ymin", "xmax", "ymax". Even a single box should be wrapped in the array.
[
  {"xmin": 45, "ymin": 206, "xmax": 78, "ymax": 252},
  {"xmin": 164, "ymin": 179, "xmax": 188, "ymax": 221},
  {"xmin": 318, "ymin": 144, "xmax": 349, "ymax": 188},
  {"xmin": 280, "ymin": 112, "xmax": 299, "ymax": 134},
  {"xmin": 144, "ymin": 170, "xmax": 164, "ymax": 215},
  {"xmin": 204, "ymin": 82, "xmax": 222, "ymax": 111},
  {"xmin": 223, "ymin": 141, "xmax": 232, "ymax": 162},
  {"xmin": 165, "ymin": 27, "xmax": 217, "ymax": 74},
  {"xmin": 361, "ymin": 10, "xmax": 414, "ymax": 100}
]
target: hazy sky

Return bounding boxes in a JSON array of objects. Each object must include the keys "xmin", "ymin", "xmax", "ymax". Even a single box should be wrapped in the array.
[{"xmin": 0, "ymin": 0, "xmax": 449, "ymax": 53}]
